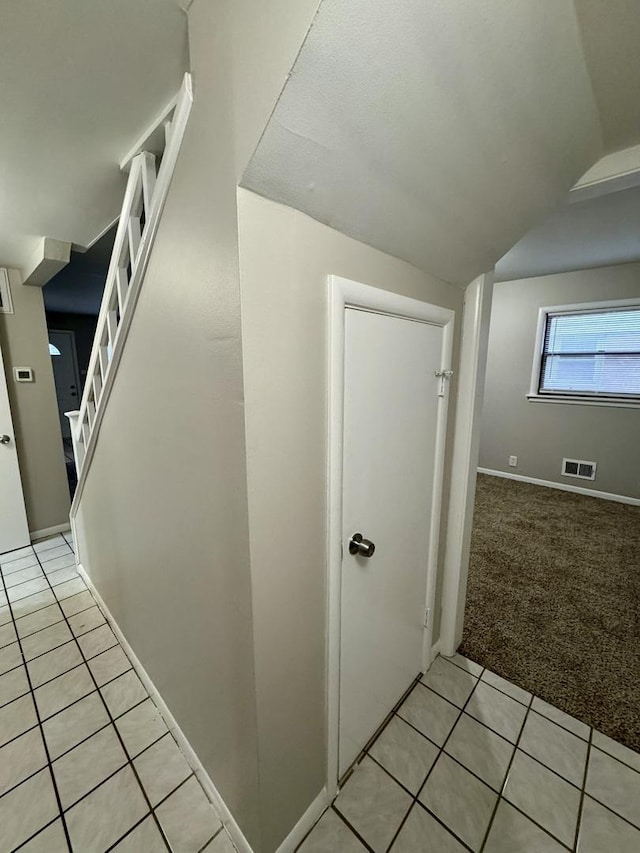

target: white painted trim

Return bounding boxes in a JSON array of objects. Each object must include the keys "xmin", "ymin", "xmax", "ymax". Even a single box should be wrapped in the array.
[
  {"xmin": 70, "ymin": 73, "xmax": 193, "ymax": 517},
  {"xmin": 0, "ymin": 268, "xmax": 14, "ymax": 314},
  {"xmin": 274, "ymin": 789, "xmax": 330, "ymax": 853},
  {"xmin": 119, "ymin": 90, "xmax": 180, "ymax": 172},
  {"xmin": 527, "ymin": 394, "xmax": 640, "ymax": 410},
  {"xmin": 439, "ymin": 274, "xmax": 494, "ymax": 657},
  {"xmin": 570, "ymin": 144, "xmax": 640, "ymax": 203},
  {"xmin": 30, "ymin": 522, "xmax": 72, "ymax": 541},
  {"xmin": 529, "ymin": 297, "xmax": 640, "ymax": 400},
  {"xmin": 477, "ymin": 468, "xmax": 640, "ymax": 507},
  {"xmin": 72, "ymin": 216, "xmax": 120, "ymax": 256},
  {"xmin": 76, "ymin": 562, "xmax": 254, "ymax": 853},
  {"xmin": 429, "ymin": 640, "xmax": 441, "ymax": 665},
  {"xmin": 326, "ymin": 275, "xmax": 454, "ymax": 797}
]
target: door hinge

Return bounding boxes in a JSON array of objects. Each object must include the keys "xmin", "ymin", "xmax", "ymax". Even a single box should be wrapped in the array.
[
  {"xmin": 434, "ymin": 369, "xmax": 454, "ymax": 397},
  {"xmin": 424, "ymin": 607, "xmax": 431, "ymax": 628}
]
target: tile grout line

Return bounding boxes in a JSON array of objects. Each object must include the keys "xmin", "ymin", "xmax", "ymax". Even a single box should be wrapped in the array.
[
  {"xmin": 478, "ymin": 692, "xmax": 535, "ymax": 853},
  {"xmin": 103, "ymin": 812, "xmax": 156, "ymax": 852},
  {"xmin": 338, "ymin": 673, "xmax": 423, "ymax": 790},
  {"xmin": 0, "ymin": 693, "xmax": 165, "ymax": 804},
  {"xmin": 356, "ymin": 720, "xmax": 576, "ymax": 853},
  {"xmin": 379, "ymin": 666, "xmax": 574, "ymax": 853},
  {"xmin": 4, "ymin": 723, "xmax": 192, "ymax": 836},
  {"xmin": 366, "ymin": 753, "xmax": 475, "ymax": 853},
  {"xmin": 19, "ymin": 618, "xmax": 112, "ymax": 669},
  {"xmin": 12, "ymin": 589, "xmax": 94, "ymax": 635},
  {"xmin": 0, "ymin": 555, "xmax": 74, "ymax": 851},
  {"xmin": 456, "ymin": 655, "xmax": 628, "ymax": 754},
  {"xmin": 381, "ymin": 673, "xmax": 484, "ymax": 852},
  {"xmin": 0, "ymin": 661, "xmax": 137, "ymax": 730},
  {"xmin": 31, "ymin": 547, "xmax": 174, "ymax": 852},
  {"xmin": 330, "ymin": 804, "xmax": 376, "ymax": 853},
  {"xmin": 196, "ymin": 823, "xmax": 226, "ymax": 853},
  {"xmin": 589, "ymin": 742, "xmax": 640, "ymax": 776},
  {"xmin": 329, "ymin": 674, "xmax": 427, "ymax": 853},
  {"xmin": 428, "ymin": 675, "xmax": 603, "ymax": 794},
  {"xmin": 573, "ymin": 726, "xmax": 593, "ymax": 851},
  {"xmin": 41, "ymin": 554, "xmax": 222, "ymax": 851}
]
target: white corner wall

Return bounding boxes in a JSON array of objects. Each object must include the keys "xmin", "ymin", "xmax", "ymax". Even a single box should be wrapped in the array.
[
  {"xmin": 479, "ymin": 263, "xmax": 640, "ymax": 499},
  {"xmin": 73, "ymin": 2, "xmax": 321, "ymax": 851},
  {"xmin": 238, "ymin": 188, "xmax": 463, "ymax": 850},
  {"xmin": 0, "ymin": 269, "xmax": 70, "ymax": 532}
]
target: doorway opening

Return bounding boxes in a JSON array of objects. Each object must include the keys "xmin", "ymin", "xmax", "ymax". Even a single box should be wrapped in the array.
[
  {"xmin": 437, "ymin": 160, "xmax": 640, "ymax": 758},
  {"xmin": 460, "ymin": 280, "xmax": 640, "ymax": 755},
  {"xmin": 44, "ymin": 226, "xmax": 115, "ymax": 496}
]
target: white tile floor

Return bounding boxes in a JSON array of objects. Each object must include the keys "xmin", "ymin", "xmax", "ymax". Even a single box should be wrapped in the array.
[
  {"xmin": 3, "ymin": 535, "xmax": 639, "ymax": 853},
  {"xmin": 0, "ymin": 533, "xmax": 236, "ymax": 852},
  {"xmin": 299, "ymin": 654, "xmax": 640, "ymax": 853}
]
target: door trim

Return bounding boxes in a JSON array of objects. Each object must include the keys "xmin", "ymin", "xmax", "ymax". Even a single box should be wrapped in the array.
[
  {"xmin": 49, "ymin": 329, "xmax": 82, "ymax": 437},
  {"xmin": 439, "ymin": 273, "xmax": 494, "ymax": 655},
  {"xmin": 326, "ymin": 275, "xmax": 455, "ymax": 796}
]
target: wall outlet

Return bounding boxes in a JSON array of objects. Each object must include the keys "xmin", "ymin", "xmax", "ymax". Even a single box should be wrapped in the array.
[{"xmin": 508, "ymin": 455, "xmax": 518, "ymax": 467}]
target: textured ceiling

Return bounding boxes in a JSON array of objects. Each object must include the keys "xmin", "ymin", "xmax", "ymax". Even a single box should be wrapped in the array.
[
  {"xmin": 0, "ymin": 0, "xmax": 187, "ymax": 271},
  {"xmin": 242, "ymin": 0, "xmax": 602, "ymax": 285},
  {"xmin": 496, "ymin": 184, "xmax": 640, "ymax": 281},
  {"xmin": 574, "ymin": 0, "xmax": 640, "ymax": 153}
]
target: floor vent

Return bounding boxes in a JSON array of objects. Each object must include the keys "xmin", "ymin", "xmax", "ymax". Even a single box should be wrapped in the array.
[{"xmin": 562, "ymin": 458, "xmax": 597, "ymax": 480}]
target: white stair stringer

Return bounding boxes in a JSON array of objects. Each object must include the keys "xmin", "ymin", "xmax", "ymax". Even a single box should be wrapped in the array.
[{"xmin": 66, "ymin": 73, "xmax": 193, "ymax": 513}]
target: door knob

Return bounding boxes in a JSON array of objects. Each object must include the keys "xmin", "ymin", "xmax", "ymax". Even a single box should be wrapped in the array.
[
  {"xmin": 0, "ymin": 435, "xmax": 11, "ymax": 445},
  {"xmin": 349, "ymin": 533, "xmax": 376, "ymax": 558}
]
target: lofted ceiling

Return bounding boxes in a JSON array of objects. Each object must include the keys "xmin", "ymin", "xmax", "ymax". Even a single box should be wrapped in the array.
[
  {"xmin": 494, "ymin": 1, "xmax": 640, "ymax": 281},
  {"xmin": 574, "ymin": 0, "xmax": 640, "ymax": 153},
  {"xmin": 495, "ymin": 184, "xmax": 640, "ymax": 281},
  {"xmin": 44, "ymin": 225, "xmax": 116, "ymax": 315},
  {"xmin": 0, "ymin": 0, "xmax": 188, "ymax": 273},
  {"xmin": 3, "ymin": 0, "xmax": 638, "ymax": 291},
  {"xmin": 242, "ymin": 0, "xmax": 603, "ymax": 286}
]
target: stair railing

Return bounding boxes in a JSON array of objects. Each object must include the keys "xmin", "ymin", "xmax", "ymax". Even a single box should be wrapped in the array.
[{"xmin": 67, "ymin": 74, "xmax": 193, "ymax": 510}]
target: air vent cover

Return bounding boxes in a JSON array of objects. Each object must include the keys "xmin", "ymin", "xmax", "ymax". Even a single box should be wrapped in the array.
[{"xmin": 562, "ymin": 458, "xmax": 596, "ymax": 480}]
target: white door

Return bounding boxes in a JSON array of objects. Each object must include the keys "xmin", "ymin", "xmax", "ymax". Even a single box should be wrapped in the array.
[
  {"xmin": 0, "ymin": 340, "xmax": 30, "ymax": 553},
  {"xmin": 49, "ymin": 330, "xmax": 81, "ymax": 440},
  {"xmin": 339, "ymin": 307, "xmax": 445, "ymax": 776}
]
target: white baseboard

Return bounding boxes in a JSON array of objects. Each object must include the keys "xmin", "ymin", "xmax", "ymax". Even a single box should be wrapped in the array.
[
  {"xmin": 275, "ymin": 788, "xmax": 329, "ymax": 853},
  {"xmin": 30, "ymin": 522, "xmax": 72, "ymax": 541},
  {"xmin": 477, "ymin": 468, "xmax": 640, "ymax": 507},
  {"xmin": 76, "ymin": 563, "xmax": 253, "ymax": 853},
  {"xmin": 429, "ymin": 640, "xmax": 441, "ymax": 665}
]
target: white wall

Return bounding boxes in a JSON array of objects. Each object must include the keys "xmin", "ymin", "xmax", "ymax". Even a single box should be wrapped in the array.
[
  {"xmin": 0, "ymin": 269, "xmax": 70, "ymax": 533},
  {"xmin": 480, "ymin": 264, "xmax": 640, "ymax": 498},
  {"xmin": 74, "ymin": 2, "xmax": 320, "ymax": 851},
  {"xmin": 238, "ymin": 188, "xmax": 463, "ymax": 850}
]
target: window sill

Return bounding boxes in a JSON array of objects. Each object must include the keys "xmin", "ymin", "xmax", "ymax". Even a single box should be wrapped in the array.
[{"xmin": 526, "ymin": 394, "xmax": 640, "ymax": 410}]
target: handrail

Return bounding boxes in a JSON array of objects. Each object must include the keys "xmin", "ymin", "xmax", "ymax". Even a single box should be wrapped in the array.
[{"xmin": 68, "ymin": 73, "xmax": 193, "ymax": 515}]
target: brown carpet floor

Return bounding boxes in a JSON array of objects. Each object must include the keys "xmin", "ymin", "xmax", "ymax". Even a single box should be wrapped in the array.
[{"xmin": 459, "ymin": 474, "xmax": 640, "ymax": 752}]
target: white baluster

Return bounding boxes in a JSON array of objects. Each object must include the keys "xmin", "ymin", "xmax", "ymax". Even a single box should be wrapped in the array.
[{"xmin": 65, "ymin": 410, "xmax": 85, "ymax": 472}]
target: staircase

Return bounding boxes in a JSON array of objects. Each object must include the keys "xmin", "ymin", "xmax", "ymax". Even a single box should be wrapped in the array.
[{"xmin": 66, "ymin": 74, "xmax": 193, "ymax": 510}]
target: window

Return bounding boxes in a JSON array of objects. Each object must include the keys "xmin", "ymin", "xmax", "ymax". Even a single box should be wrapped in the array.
[{"xmin": 530, "ymin": 300, "xmax": 640, "ymax": 406}]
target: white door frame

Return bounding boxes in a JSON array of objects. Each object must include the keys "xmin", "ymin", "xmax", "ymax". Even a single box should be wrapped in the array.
[
  {"xmin": 0, "ymin": 335, "xmax": 29, "ymax": 551},
  {"xmin": 326, "ymin": 275, "xmax": 455, "ymax": 795},
  {"xmin": 49, "ymin": 329, "xmax": 82, "ymax": 441},
  {"xmin": 438, "ymin": 272, "xmax": 494, "ymax": 655}
]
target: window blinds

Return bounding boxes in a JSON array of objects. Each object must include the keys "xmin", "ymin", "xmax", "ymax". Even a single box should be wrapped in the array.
[{"xmin": 539, "ymin": 307, "xmax": 640, "ymax": 397}]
